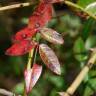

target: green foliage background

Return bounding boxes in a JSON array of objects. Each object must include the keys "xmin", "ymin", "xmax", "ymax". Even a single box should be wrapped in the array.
[{"xmin": 0, "ymin": 0, "xmax": 96, "ymax": 96}]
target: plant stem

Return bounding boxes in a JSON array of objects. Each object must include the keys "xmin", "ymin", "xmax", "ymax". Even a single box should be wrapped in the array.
[
  {"xmin": 23, "ymin": 88, "xmax": 27, "ymax": 96},
  {"xmin": 0, "ymin": 0, "xmax": 96, "ymax": 20},
  {"xmin": 64, "ymin": 0, "xmax": 96, "ymax": 19},
  {"xmin": 27, "ymin": 49, "xmax": 34, "ymax": 70},
  {"xmin": 0, "ymin": 88, "xmax": 21, "ymax": 96},
  {"xmin": 32, "ymin": 33, "xmax": 40, "ymax": 64},
  {"xmin": 32, "ymin": 45, "xmax": 38, "ymax": 65},
  {"xmin": 0, "ymin": 2, "xmax": 37, "ymax": 11},
  {"xmin": 24, "ymin": 34, "xmax": 40, "ymax": 95},
  {"xmin": 24, "ymin": 48, "xmax": 35, "ymax": 96},
  {"xmin": 59, "ymin": 52, "xmax": 96, "ymax": 96}
]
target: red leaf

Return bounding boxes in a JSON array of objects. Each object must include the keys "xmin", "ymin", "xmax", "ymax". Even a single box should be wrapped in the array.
[
  {"xmin": 12, "ymin": 27, "xmax": 37, "ymax": 42},
  {"xmin": 5, "ymin": 40, "xmax": 37, "ymax": 56},
  {"xmin": 40, "ymin": 27, "xmax": 64, "ymax": 44},
  {"xmin": 40, "ymin": 0, "xmax": 61, "ymax": 3},
  {"xmin": 24, "ymin": 64, "xmax": 42, "ymax": 93},
  {"xmin": 41, "ymin": 4, "xmax": 52, "ymax": 24},
  {"xmin": 30, "ymin": 64, "xmax": 42, "ymax": 88},
  {"xmin": 33, "ymin": 2, "xmax": 48, "ymax": 15},
  {"xmin": 28, "ymin": 15, "xmax": 45, "ymax": 29},
  {"xmin": 39, "ymin": 44, "xmax": 61, "ymax": 75},
  {"xmin": 24, "ymin": 68, "xmax": 32, "ymax": 93},
  {"xmin": 28, "ymin": 3, "xmax": 52, "ymax": 29},
  {"xmin": 33, "ymin": 2, "xmax": 52, "ymax": 17}
]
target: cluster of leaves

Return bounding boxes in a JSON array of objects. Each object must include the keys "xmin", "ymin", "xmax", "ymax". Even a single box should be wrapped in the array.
[
  {"xmin": 69, "ymin": 0, "xmax": 96, "ymax": 96},
  {"xmin": 5, "ymin": 0, "xmax": 64, "ymax": 94},
  {"xmin": 3, "ymin": 0, "xmax": 96, "ymax": 95}
]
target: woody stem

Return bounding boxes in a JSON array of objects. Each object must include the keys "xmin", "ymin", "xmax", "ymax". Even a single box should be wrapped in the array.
[
  {"xmin": 0, "ymin": 2, "xmax": 37, "ymax": 11},
  {"xmin": 0, "ymin": 0, "xmax": 96, "ymax": 19},
  {"xmin": 64, "ymin": 0, "xmax": 96, "ymax": 19},
  {"xmin": 60, "ymin": 52, "xmax": 96, "ymax": 96}
]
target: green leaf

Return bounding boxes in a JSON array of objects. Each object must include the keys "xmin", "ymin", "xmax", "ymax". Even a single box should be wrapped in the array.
[
  {"xmin": 13, "ymin": 83, "xmax": 24, "ymax": 94},
  {"xmin": 83, "ymin": 78, "xmax": 96, "ymax": 96},
  {"xmin": 89, "ymin": 70, "xmax": 96, "ymax": 78},
  {"xmin": 50, "ymin": 89, "xmax": 59, "ymax": 96},
  {"xmin": 85, "ymin": 2, "xmax": 96, "ymax": 16},
  {"xmin": 9, "ymin": 57, "xmax": 23, "ymax": 75},
  {"xmin": 85, "ymin": 35, "xmax": 96, "ymax": 50},
  {"xmin": 48, "ymin": 76, "xmax": 64, "ymax": 88},
  {"xmin": 77, "ymin": 0, "xmax": 96, "ymax": 8},
  {"xmin": 73, "ymin": 37, "xmax": 87, "ymax": 62},
  {"xmin": 65, "ymin": 1, "xmax": 96, "ymax": 20},
  {"xmin": 82, "ymin": 18, "xmax": 94, "ymax": 40}
]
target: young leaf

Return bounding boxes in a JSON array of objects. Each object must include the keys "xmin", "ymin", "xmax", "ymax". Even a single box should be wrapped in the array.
[
  {"xmin": 5, "ymin": 40, "xmax": 37, "ymax": 56},
  {"xmin": 12, "ymin": 27, "xmax": 37, "ymax": 42},
  {"xmin": 24, "ymin": 68, "xmax": 32, "ymax": 93},
  {"xmin": 28, "ymin": 3, "xmax": 52, "ymax": 29},
  {"xmin": 40, "ymin": 27, "xmax": 64, "ymax": 44},
  {"xmin": 41, "ymin": 4, "xmax": 52, "ymax": 24},
  {"xmin": 33, "ymin": 2, "xmax": 52, "ymax": 16},
  {"xmin": 24, "ymin": 64, "xmax": 42, "ymax": 93},
  {"xmin": 30, "ymin": 64, "xmax": 42, "ymax": 88},
  {"xmin": 28, "ymin": 15, "xmax": 45, "ymax": 30},
  {"xmin": 39, "ymin": 44, "xmax": 61, "ymax": 75}
]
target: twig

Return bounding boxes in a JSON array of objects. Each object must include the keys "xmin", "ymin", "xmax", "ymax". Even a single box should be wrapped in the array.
[
  {"xmin": 64, "ymin": 0, "xmax": 96, "ymax": 19},
  {"xmin": 0, "ymin": 88, "xmax": 13, "ymax": 96},
  {"xmin": 0, "ymin": 88, "xmax": 21, "ymax": 96},
  {"xmin": 0, "ymin": 0, "xmax": 95, "ymax": 20},
  {"xmin": 0, "ymin": 2, "xmax": 36, "ymax": 11},
  {"xmin": 58, "ymin": 52, "xmax": 96, "ymax": 96}
]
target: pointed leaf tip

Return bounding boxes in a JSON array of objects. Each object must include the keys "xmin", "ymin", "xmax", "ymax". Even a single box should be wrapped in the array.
[
  {"xmin": 40, "ymin": 27, "xmax": 64, "ymax": 44},
  {"xmin": 24, "ymin": 69, "xmax": 32, "ymax": 93},
  {"xmin": 39, "ymin": 44, "xmax": 61, "ymax": 75},
  {"xmin": 24, "ymin": 64, "xmax": 42, "ymax": 93},
  {"xmin": 30, "ymin": 64, "xmax": 42, "ymax": 88},
  {"xmin": 5, "ymin": 40, "xmax": 37, "ymax": 56}
]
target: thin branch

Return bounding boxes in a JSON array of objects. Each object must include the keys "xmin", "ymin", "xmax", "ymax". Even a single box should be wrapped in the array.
[
  {"xmin": 58, "ymin": 52, "xmax": 96, "ymax": 96},
  {"xmin": 0, "ymin": 88, "xmax": 13, "ymax": 96},
  {"xmin": 64, "ymin": 0, "xmax": 96, "ymax": 19},
  {"xmin": 0, "ymin": 2, "xmax": 36, "ymax": 11},
  {"xmin": 0, "ymin": 88, "xmax": 21, "ymax": 96},
  {"xmin": 0, "ymin": 0, "xmax": 95, "ymax": 20}
]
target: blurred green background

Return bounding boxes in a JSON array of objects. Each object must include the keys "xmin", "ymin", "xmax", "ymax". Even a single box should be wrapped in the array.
[{"xmin": 0, "ymin": 0, "xmax": 96, "ymax": 96}]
